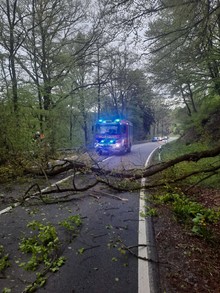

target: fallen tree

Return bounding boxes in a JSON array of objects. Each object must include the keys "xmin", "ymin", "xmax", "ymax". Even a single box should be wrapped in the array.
[
  {"xmin": 20, "ymin": 144, "xmax": 220, "ymax": 201},
  {"xmin": 25, "ymin": 144, "xmax": 220, "ymax": 178}
]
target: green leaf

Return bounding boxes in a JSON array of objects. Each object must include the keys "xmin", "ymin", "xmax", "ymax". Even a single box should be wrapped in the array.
[
  {"xmin": 78, "ymin": 248, "xmax": 85, "ymax": 255},
  {"xmin": 111, "ymin": 257, "xmax": 118, "ymax": 262}
]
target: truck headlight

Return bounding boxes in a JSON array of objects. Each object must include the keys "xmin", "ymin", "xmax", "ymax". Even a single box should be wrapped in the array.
[{"xmin": 115, "ymin": 142, "xmax": 121, "ymax": 148}]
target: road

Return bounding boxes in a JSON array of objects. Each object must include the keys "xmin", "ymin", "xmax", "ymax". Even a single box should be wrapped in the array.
[{"xmin": 0, "ymin": 141, "xmax": 162, "ymax": 293}]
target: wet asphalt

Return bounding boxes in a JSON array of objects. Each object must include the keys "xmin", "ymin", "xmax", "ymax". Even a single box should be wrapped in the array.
[{"xmin": 0, "ymin": 142, "xmax": 161, "ymax": 293}]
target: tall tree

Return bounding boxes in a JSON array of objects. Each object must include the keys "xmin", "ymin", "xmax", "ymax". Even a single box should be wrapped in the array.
[
  {"xmin": 20, "ymin": 0, "xmax": 86, "ymax": 111},
  {"xmin": 0, "ymin": 0, "xmax": 29, "ymax": 113},
  {"xmin": 140, "ymin": 0, "xmax": 220, "ymax": 117}
]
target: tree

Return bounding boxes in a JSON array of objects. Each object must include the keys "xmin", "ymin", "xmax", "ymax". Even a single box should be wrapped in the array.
[
  {"xmin": 21, "ymin": 0, "xmax": 86, "ymax": 110},
  {"xmin": 145, "ymin": 0, "xmax": 220, "ymax": 102},
  {"xmin": 0, "ymin": 0, "xmax": 107, "ymax": 153},
  {"xmin": 106, "ymin": 0, "xmax": 220, "ymax": 113},
  {"xmin": 150, "ymin": 96, "xmax": 171, "ymax": 137},
  {"xmin": 0, "ymin": 0, "xmax": 30, "ymax": 113}
]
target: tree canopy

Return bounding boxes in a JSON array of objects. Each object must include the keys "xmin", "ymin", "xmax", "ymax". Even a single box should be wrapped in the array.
[{"xmin": 0, "ymin": 0, "xmax": 220, "ymax": 163}]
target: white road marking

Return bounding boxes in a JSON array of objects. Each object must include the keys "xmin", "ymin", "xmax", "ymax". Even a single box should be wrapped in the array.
[
  {"xmin": 0, "ymin": 174, "xmax": 74, "ymax": 215},
  {"xmin": 138, "ymin": 146, "xmax": 160, "ymax": 293},
  {"xmin": 0, "ymin": 202, "xmax": 20, "ymax": 215},
  {"xmin": 0, "ymin": 155, "xmax": 112, "ymax": 215},
  {"xmin": 101, "ymin": 156, "xmax": 113, "ymax": 162},
  {"xmin": 138, "ymin": 177, "xmax": 151, "ymax": 293},
  {"xmin": 1, "ymin": 146, "xmax": 160, "ymax": 293}
]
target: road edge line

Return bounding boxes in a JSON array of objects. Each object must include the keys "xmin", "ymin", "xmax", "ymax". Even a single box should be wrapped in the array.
[
  {"xmin": 0, "ymin": 174, "xmax": 74, "ymax": 215},
  {"xmin": 138, "ymin": 146, "xmax": 161, "ymax": 293}
]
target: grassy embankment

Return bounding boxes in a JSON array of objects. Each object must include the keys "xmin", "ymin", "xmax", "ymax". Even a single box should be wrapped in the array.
[{"xmin": 149, "ymin": 139, "xmax": 220, "ymax": 239}]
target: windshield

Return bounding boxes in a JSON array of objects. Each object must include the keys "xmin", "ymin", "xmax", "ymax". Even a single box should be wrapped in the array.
[{"xmin": 96, "ymin": 124, "xmax": 120, "ymax": 135}]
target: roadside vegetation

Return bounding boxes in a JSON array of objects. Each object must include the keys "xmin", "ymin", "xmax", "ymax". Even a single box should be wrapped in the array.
[
  {"xmin": 148, "ymin": 136, "xmax": 220, "ymax": 292},
  {"xmin": 150, "ymin": 134, "xmax": 220, "ymax": 237},
  {"xmin": 160, "ymin": 140, "xmax": 220, "ymax": 188},
  {"xmin": 0, "ymin": 245, "xmax": 10, "ymax": 274}
]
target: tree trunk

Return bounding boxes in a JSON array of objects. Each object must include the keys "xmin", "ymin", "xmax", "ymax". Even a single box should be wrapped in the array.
[{"xmin": 7, "ymin": 0, "xmax": 19, "ymax": 113}]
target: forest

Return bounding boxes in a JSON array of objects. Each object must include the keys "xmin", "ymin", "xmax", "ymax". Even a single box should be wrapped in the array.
[
  {"xmin": 0, "ymin": 0, "xmax": 219, "ymax": 181},
  {"xmin": 3, "ymin": 0, "xmax": 218, "ymax": 162}
]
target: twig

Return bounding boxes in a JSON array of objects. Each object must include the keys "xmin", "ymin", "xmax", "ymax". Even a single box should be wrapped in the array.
[
  {"xmin": 122, "ymin": 243, "xmax": 156, "ymax": 262},
  {"xmin": 22, "ymin": 183, "xmax": 42, "ymax": 203},
  {"xmin": 115, "ymin": 237, "xmax": 158, "ymax": 263},
  {"xmin": 82, "ymin": 245, "xmax": 101, "ymax": 252},
  {"xmin": 184, "ymin": 171, "xmax": 219, "ymax": 192},
  {"xmin": 93, "ymin": 191, "xmax": 128, "ymax": 201}
]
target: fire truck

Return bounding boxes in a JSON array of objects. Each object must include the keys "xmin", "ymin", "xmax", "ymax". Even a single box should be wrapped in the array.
[{"xmin": 94, "ymin": 118, "xmax": 133, "ymax": 155}]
